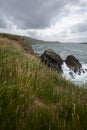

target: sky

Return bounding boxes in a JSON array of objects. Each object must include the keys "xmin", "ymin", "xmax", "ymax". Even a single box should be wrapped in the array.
[{"xmin": 0, "ymin": 0, "xmax": 87, "ymax": 42}]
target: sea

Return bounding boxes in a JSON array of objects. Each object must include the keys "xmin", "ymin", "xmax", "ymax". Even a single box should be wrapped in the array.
[{"xmin": 32, "ymin": 43, "xmax": 87, "ymax": 86}]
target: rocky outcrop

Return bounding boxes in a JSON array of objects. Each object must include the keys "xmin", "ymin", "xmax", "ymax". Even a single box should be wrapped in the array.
[
  {"xmin": 65, "ymin": 55, "xmax": 82, "ymax": 74},
  {"xmin": 40, "ymin": 49, "xmax": 63, "ymax": 73},
  {"xmin": 40, "ymin": 49, "xmax": 85, "ymax": 76}
]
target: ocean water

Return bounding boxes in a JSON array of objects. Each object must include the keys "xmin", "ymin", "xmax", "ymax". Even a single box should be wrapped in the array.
[{"xmin": 32, "ymin": 43, "xmax": 87, "ymax": 85}]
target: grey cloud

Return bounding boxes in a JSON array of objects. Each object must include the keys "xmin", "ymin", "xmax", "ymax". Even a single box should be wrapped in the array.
[
  {"xmin": 0, "ymin": 0, "xmax": 87, "ymax": 42},
  {"xmin": 0, "ymin": 0, "xmax": 85, "ymax": 29},
  {"xmin": 0, "ymin": 18, "xmax": 6, "ymax": 28},
  {"xmin": 76, "ymin": 24, "xmax": 87, "ymax": 33},
  {"xmin": 0, "ymin": 0, "xmax": 68, "ymax": 29},
  {"xmin": 71, "ymin": 22, "xmax": 87, "ymax": 33}
]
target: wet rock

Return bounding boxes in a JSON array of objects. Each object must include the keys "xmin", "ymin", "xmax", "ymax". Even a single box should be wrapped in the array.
[
  {"xmin": 65, "ymin": 55, "xmax": 82, "ymax": 74},
  {"xmin": 40, "ymin": 49, "xmax": 63, "ymax": 73},
  {"xmin": 69, "ymin": 72, "xmax": 74, "ymax": 79},
  {"xmin": 85, "ymin": 69, "xmax": 87, "ymax": 72},
  {"xmin": 82, "ymin": 69, "xmax": 85, "ymax": 73}
]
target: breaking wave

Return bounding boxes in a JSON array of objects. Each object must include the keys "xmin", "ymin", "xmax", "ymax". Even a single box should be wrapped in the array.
[{"xmin": 62, "ymin": 62, "xmax": 87, "ymax": 85}]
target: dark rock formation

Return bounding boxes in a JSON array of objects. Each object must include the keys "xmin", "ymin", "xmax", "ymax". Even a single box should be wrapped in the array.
[
  {"xmin": 40, "ymin": 49, "xmax": 63, "ymax": 73},
  {"xmin": 69, "ymin": 72, "xmax": 74, "ymax": 79},
  {"xmin": 40, "ymin": 49, "xmax": 85, "ymax": 75},
  {"xmin": 65, "ymin": 55, "xmax": 82, "ymax": 74}
]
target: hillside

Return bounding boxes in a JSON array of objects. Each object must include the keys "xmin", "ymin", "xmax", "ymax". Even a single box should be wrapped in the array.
[
  {"xmin": 80, "ymin": 42, "xmax": 87, "ymax": 44},
  {"xmin": 24, "ymin": 36, "xmax": 60, "ymax": 44},
  {"xmin": 0, "ymin": 33, "xmax": 87, "ymax": 130},
  {"xmin": 0, "ymin": 33, "xmax": 34, "ymax": 54}
]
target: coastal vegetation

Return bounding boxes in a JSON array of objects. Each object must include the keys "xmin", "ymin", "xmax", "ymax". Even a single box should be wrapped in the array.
[{"xmin": 0, "ymin": 33, "xmax": 87, "ymax": 130}]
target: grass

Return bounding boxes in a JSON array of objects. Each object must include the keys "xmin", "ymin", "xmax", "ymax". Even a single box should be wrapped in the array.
[
  {"xmin": 0, "ymin": 33, "xmax": 34, "ymax": 54},
  {"xmin": 0, "ymin": 34, "xmax": 87, "ymax": 130}
]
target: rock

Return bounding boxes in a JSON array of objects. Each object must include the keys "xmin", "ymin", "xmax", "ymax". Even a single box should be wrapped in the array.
[
  {"xmin": 65, "ymin": 55, "xmax": 82, "ymax": 74},
  {"xmin": 40, "ymin": 49, "xmax": 63, "ymax": 73},
  {"xmin": 85, "ymin": 69, "xmax": 87, "ymax": 72},
  {"xmin": 69, "ymin": 72, "xmax": 74, "ymax": 79}
]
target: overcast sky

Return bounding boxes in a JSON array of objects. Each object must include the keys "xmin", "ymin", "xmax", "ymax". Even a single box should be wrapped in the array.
[{"xmin": 0, "ymin": 0, "xmax": 87, "ymax": 42}]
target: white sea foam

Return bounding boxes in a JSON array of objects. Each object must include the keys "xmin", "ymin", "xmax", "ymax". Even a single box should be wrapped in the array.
[{"xmin": 62, "ymin": 62, "xmax": 87, "ymax": 85}]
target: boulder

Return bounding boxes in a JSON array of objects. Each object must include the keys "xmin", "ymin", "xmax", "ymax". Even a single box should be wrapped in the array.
[
  {"xmin": 40, "ymin": 49, "xmax": 63, "ymax": 73},
  {"xmin": 65, "ymin": 55, "xmax": 82, "ymax": 74}
]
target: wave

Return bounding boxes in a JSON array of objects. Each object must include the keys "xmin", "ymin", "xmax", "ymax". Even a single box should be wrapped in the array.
[{"xmin": 62, "ymin": 62, "xmax": 87, "ymax": 85}]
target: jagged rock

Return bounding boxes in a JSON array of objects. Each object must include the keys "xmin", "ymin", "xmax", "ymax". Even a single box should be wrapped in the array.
[
  {"xmin": 40, "ymin": 49, "xmax": 63, "ymax": 73},
  {"xmin": 85, "ymin": 69, "xmax": 87, "ymax": 72},
  {"xmin": 69, "ymin": 72, "xmax": 74, "ymax": 79},
  {"xmin": 65, "ymin": 55, "xmax": 82, "ymax": 74}
]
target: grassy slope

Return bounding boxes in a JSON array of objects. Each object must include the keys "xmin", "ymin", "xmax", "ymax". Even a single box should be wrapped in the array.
[
  {"xmin": 0, "ymin": 33, "xmax": 34, "ymax": 54},
  {"xmin": 0, "ymin": 34, "xmax": 87, "ymax": 130}
]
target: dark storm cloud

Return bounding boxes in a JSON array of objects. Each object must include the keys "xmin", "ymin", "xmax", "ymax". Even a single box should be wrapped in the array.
[
  {"xmin": 0, "ymin": 0, "xmax": 68, "ymax": 29},
  {"xmin": 0, "ymin": 0, "xmax": 87, "ymax": 42},
  {"xmin": 0, "ymin": 0, "xmax": 85, "ymax": 29}
]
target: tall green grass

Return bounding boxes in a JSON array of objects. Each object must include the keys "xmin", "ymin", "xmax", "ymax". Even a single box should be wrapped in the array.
[{"xmin": 0, "ymin": 37, "xmax": 87, "ymax": 130}]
